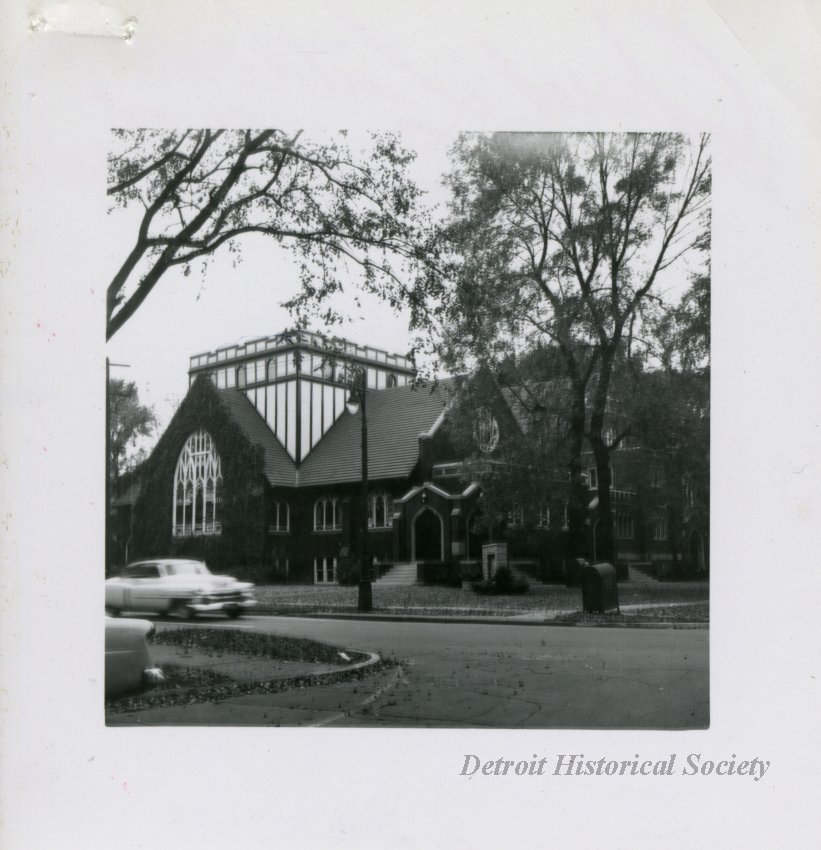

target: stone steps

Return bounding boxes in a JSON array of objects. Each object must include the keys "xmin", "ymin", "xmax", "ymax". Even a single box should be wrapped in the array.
[
  {"xmin": 374, "ymin": 562, "xmax": 419, "ymax": 586},
  {"xmin": 627, "ymin": 564, "xmax": 658, "ymax": 583}
]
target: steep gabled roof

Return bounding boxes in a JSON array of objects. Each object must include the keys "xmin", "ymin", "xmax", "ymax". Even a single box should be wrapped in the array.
[
  {"xmin": 217, "ymin": 389, "xmax": 297, "ymax": 487},
  {"xmin": 214, "ymin": 381, "xmax": 453, "ymax": 489},
  {"xmin": 299, "ymin": 382, "xmax": 452, "ymax": 486},
  {"xmin": 499, "ymin": 379, "xmax": 569, "ymax": 434}
]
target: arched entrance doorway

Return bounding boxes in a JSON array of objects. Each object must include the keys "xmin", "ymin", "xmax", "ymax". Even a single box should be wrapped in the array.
[{"xmin": 413, "ymin": 507, "xmax": 443, "ymax": 561}]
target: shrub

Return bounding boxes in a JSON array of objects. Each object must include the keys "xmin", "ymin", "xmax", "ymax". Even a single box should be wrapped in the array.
[
  {"xmin": 421, "ymin": 562, "xmax": 462, "ymax": 587},
  {"xmin": 335, "ymin": 553, "xmax": 360, "ymax": 586}
]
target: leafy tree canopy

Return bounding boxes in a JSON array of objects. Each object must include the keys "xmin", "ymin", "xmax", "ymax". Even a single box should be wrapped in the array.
[
  {"xmin": 107, "ymin": 129, "xmax": 439, "ymax": 340},
  {"xmin": 108, "ymin": 377, "xmax": 155, "ymax": 485},
  {"xmin": 440, "ymin": 131, "xmax": 710, "ymax": 375},
  {"xmin": 437, "ymin": 132, "xmax": 711, "ymax": 563}
]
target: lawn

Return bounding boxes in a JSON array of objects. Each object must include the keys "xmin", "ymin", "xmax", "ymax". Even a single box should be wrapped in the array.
[{"xmin": 253, "ymin": 579, "xmax": 709, "ymax": 620}]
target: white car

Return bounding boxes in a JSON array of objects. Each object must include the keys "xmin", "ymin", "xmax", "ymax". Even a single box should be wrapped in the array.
[
  {"xmin": 105, "ymin": 558, "xmax": 257, "ymax": 619},
  {"xmin": 105, "ymin": 616, "xmax": 164, "ymax": 699}
]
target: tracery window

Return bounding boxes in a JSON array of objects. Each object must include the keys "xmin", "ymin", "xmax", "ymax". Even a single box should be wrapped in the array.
[
  {"xmin": 683, "ymin": 475, "xmax": 695, "ymax": 509},
  {"xmin": 172, "ymin": 430, "xmax": 223, "ymax": 537},
  {"xmin": 473, "ymin": 407, "xmax": 500, "ymax": 453},
  {"xmin": 507, "ymin": 504, "xmax": 525, "ymax": 528},
  {"xmin": 368, "ymin": 492, "xmax": 394, "ymax": 528},
  {"xmin": 653, "ymin": 514, "xmax": 668, "ymax": 541},
  {"xmin": 270, "ymin": 499, "xmax": 290, "ymax": 532},
  {"xmin": 314, "ymin": 496, "xmax": 341, "ymax": 531},
  {"xmin": 616, "ymin": 512, "xmax": 635, "ymax": 539}
]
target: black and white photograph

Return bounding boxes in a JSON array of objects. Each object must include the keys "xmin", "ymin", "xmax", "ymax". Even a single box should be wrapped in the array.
[
  {"xmin": 103, "ymin": 128, "xmax": 712, "ymax": 729},
  {"xmin": 2, "ymin": 1, "xmax": 820, "ymax": 848}
]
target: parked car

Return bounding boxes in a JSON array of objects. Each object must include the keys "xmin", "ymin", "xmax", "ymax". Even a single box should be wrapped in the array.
[
  {"xmin": 105, "ymin": 616, "xmax": 164, "ymax": 699},
  {"xmin": 105, "ymin": 558, "xmax": 258, "ymax": 619}
]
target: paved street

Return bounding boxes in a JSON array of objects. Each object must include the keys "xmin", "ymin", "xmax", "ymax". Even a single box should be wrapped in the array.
[{"xmin": 110, "ymin": 616, "xmax": 708, "ymax": 728}]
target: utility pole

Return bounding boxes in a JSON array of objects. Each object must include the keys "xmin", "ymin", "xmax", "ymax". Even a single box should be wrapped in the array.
[
  {"xmin": 105, "ymin": 358, "xmax": 130, "ymax": 573},
  {"xmin": 346, "ymin": 368, "xmax": 372, "ymax": 612}
]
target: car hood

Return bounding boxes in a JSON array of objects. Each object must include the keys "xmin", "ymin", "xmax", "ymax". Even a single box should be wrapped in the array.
[{"xmin": 202, "ymin": 575, "xmax": 254, "ymax": 591}]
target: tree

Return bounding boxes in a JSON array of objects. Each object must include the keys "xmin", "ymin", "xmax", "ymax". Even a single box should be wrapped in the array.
[
  {"xmin": 440, "ymin": 132, "xmax": 711, "ymax": 565},
  {"xmin": 630, "ymin": 366, "xmax": 710, "ymax": 570},
  {"xmin": 107, "ymin": 129, "xmax": 438, "ymax": 340},
  {"xmin": 108, "ymin": 377, "xmax": 155, "ymax": 491},
  {"xmin": 443, "ymin": 360, "xmax": 578, "ymax": 577}
]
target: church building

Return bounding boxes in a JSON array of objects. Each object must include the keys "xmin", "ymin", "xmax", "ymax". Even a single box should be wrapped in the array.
[
  {"xmin": 124, "ymin": 329, "xmax": 490, "ymax": 584},
  {"xmin": 118, "ymin": 329, "xmax": 707, "ymax": 584}
]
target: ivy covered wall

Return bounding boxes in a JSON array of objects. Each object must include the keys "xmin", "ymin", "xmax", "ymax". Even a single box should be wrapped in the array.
[{"xmin": 131, "ymin": 377, "xmax": 269, "ymax": 578}]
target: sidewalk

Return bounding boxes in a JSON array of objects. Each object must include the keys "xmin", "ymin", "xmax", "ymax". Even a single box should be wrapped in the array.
[{"xmin": 260, "ymin": 601, "xmax": 708, "ymax": 628}]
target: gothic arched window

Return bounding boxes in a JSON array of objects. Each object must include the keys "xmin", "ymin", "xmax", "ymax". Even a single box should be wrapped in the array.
[
  {"xmin": 314, "ymin": 496, "xmax": 341, "ymax": 531},
  {"xmin": 270, "ymin": 499, "xmax": 290, "ymax": 532},
  {"xmin": 172, "ymin": 430, "xmax": 223, "ymax": 536},
  {"xmin": 368, "ymin": 492, "xmax": 394, "ymax": 528}
]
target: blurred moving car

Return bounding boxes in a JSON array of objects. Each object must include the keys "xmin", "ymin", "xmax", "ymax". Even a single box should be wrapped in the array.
[
  {"xmin": 105, "ymin": 616, "xmax": 164, "ymax": 699},
  {"xmin": 105, "ymin": 558, "xmax": 258, "ymax": 619}
]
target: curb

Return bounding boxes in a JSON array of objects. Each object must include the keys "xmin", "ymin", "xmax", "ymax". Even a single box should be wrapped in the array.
[
  {"xmin": 253, "ymin": 611, "xmax": 708, "ymax": 630},
  {"xmin": 106, "ymin": 649, "xmax": 384, "ymax": 715}
]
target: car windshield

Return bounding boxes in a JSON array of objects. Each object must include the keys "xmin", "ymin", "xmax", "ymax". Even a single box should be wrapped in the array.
[{"xmin": 165, "ymin": 561, "xmax": 209, "ymax": 576}]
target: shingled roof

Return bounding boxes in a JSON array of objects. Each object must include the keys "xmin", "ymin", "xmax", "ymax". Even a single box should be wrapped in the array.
[
  {"xmin": 216, "ymin": 381, "xmax": 453, "ymax": 489},
  {"xmin": 217, "ymin": 389, "xmax": 297, "ymax": 487},
  {"xmin": 300, "ymin": 382, "xmax": 452, "ymax": 486}
]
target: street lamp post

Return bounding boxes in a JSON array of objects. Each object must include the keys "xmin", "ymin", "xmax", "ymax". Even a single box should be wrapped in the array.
[{"xmin": 346, "ymin": 369, "xmax": 373, "ymax": 613}]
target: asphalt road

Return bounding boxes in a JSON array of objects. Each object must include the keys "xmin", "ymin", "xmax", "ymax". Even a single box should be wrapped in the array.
[{"xmin": 111, "ymin": 615, "xmax": 708, "ymax": 728}]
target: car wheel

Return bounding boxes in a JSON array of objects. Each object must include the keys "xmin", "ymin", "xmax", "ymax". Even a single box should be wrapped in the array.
[
  {"xmin": 105, "ymin": 606, "xmax": 120, "ymax": 617},
  {"xmin": 173, "ymin": 602, "xmax": 195, "ymax": 620},
  {"xmin": 226, "ymin": 608, "xmax": 242, "ymax": 619}
]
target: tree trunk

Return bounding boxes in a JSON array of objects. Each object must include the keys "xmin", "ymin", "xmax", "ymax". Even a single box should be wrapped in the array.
[
  {"xmin": 565, "ymin": 390, "xmax": 588, "ymax": 564},
  {"xmin": 589, "ymin": 342, "xmax": 619, "ymax": 566},
  {"xmin": 592, "ymin": 438, "xmax": 616, "ymax": 565}
]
